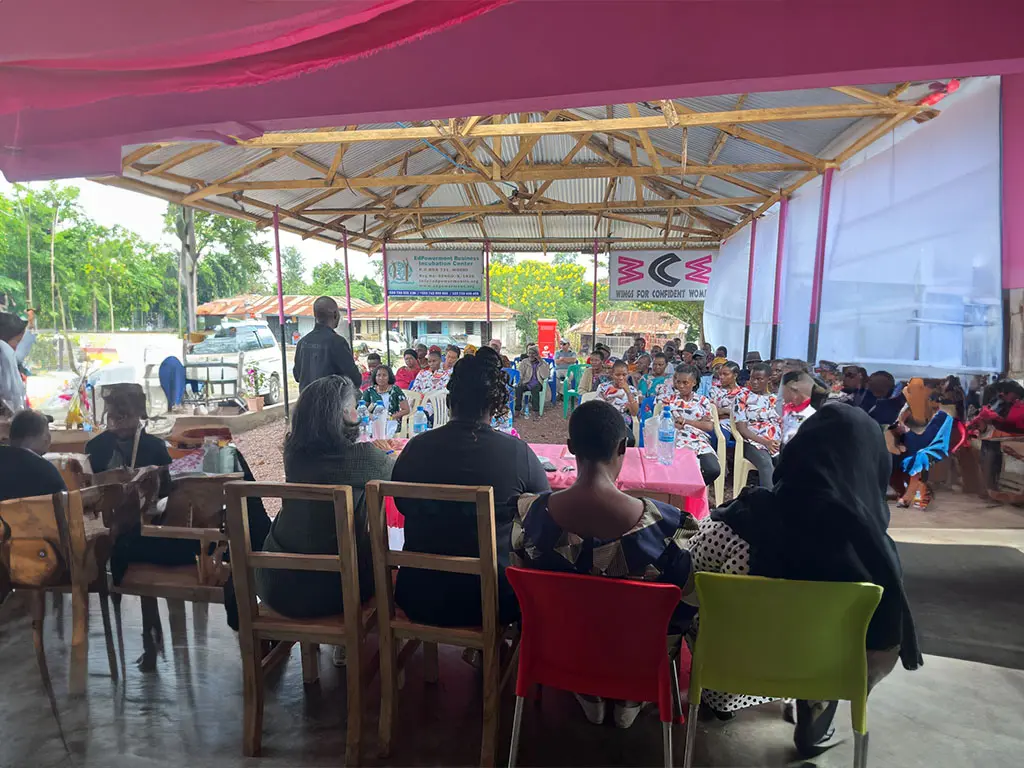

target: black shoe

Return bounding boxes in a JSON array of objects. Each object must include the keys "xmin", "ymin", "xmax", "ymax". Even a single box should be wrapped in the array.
[{"xmin": 794, "ymin": 700, "xmax": 843, "ymax": 757}]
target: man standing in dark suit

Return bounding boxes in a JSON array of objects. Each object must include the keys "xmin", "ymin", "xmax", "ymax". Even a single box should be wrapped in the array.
[{"xmin": 293, "ymin": 296, "xmax": 361, "ymax": 392}]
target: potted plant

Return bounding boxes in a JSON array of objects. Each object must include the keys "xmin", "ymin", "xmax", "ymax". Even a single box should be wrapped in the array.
[{"xmin": 243, "ymin": 367, "xmax": 266, "ymax": 412}]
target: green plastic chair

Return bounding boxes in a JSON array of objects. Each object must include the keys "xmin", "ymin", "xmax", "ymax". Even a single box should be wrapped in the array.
[
  {"xmin": 684, "ymin": 573, "xmax": 883, "ymax": 768},
  {"xmin": 562, "ymin": 363, "xmax": 590, "ymax": 418},
  {"xmin": 522, "ymin": 378, "xmax": 550, "ymax": 417}
]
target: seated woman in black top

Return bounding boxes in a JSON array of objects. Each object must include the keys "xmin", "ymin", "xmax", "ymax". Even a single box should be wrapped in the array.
[
  {"xmin": 0, "ymin": 410, "xmax": 66, "ymax": 502},
  {"xmin": 256, "ymin": 375, "xmax": 394, "ymax": 618},
  {"xmin": 393, "ymin": 350, "xmax": 550, "ymax": 627}
]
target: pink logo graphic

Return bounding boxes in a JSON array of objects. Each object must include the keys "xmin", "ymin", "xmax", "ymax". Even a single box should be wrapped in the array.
[
  {"xmin": 617, "ymin": 256, "xmax": 644, "ymax": 285},
  {"xmin": 684, "ymin": 254, "xmax": 713, "ymax": 284}
]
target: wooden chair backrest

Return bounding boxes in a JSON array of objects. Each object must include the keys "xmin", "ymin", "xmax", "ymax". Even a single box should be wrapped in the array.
[
  {"xmin": 365, "ymin": 480, "xmax": 497, "ymax": 647},
  {"xmin": 0, "ymin": 490, "xmax": 88, "ymax": 588},
  {"xmin": 225, "ymin": 481, "xmax": 361, "ymax": 643},
  {"xmin": 161, "ymin": 473, "xmax": 244, "ymax": 529}
]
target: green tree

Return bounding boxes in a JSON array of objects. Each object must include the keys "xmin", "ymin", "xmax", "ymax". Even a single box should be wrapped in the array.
[
  {"xmin": 280, "ymin": 245, "xmax": 308, "ymax": 294},
  {"xmin": 309, "ymin": 261, "xmax": 383, "ymax": 304}
]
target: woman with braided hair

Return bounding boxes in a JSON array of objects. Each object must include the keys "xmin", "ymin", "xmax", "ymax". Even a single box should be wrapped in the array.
[{"xmin": 393, "ymin": 351, "xmax": 550, "ymax": 627}]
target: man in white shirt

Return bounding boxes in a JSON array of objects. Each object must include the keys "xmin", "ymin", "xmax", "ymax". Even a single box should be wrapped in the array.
[{"xmin": 0, "ymin": 312, "xmax": 30, "ymax": 415}]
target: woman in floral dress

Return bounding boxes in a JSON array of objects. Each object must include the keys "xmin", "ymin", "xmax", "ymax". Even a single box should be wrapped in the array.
[
  {"xmin": 596, "ymin": 360, "xmax": 639, "ymax": 446},
  {"xmin": 708, "ymin": 360, "xmax": 746, "ymax": 442},
  {"xmin": 733, "ymin": 362, "xmax": 782, "ymax": 488},
  {"xmin": 411, "ymin": 349, "xmax": 451, "ymax": 420},
  {"xmin": 656, "ymin": 365, "xmax": 721, "ymax": 486}
]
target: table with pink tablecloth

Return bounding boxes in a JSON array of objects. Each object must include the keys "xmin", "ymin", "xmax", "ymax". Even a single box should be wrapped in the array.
[
  {"xmin": 385, "ymin": 441, "xmax": 710, "ymax": 526},
  {"xmin": 528, "ymin": 444, "xmax": 710, "ymax": 519}
]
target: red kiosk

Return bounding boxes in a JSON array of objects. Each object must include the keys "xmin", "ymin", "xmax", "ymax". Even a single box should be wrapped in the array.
[{"xmin": 536, "ymin": 318, "xmax": 559, "ymax": 360}]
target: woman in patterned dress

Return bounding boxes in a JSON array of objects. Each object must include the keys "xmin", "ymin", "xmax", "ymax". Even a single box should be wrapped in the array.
[
  {"xmin": 733, "ymin": 362, "xmax": 782, "ymax": 488},
  {"xmin": 656, "ymin": 365, "xmax": 721, "ymax": 487},
  {"xmin": 708, "ymin": 360, "xmax": 745, "ymax": 442},
  {"xmin": 686, "ymin": 404, "xmax": 921, "ymax": 756},
  {"xmin": 596, "ymin": 360, "xmax": 640, "ymax": 446},
  {"xmin": 360, "ymin": 364, "xmax": 410, "ymax": 423},
  {"xmin": 411, "ymin": 349, "xmax": 451, "ymax": 420},
  {"xmin": 512, "ymin": 399, "xmax": 698, "ymax": 729},
  {"xmin": 638, "ymin": 351, "xmax": 673, "ymax": 399}
]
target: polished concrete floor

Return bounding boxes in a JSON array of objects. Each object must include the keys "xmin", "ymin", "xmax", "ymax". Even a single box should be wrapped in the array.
[{"xmin": 1, "ymin": 593, "xmax": 1023, "ymax": 768}]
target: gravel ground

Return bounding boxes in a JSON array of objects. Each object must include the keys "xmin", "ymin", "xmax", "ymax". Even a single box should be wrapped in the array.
[{"xmin": 233, "ymin": 419, "xmax": 289, "ymax": 515}]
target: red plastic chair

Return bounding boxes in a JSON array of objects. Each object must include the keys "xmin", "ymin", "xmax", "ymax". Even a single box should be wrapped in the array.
[{"xmin": 505, "ymin": 566, "xmax": 685, "ymax": 768}]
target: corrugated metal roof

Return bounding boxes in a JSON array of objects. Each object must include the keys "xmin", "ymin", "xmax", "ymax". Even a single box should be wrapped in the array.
[
  {"xmin": 568, "ymin": 311, "xmax": 688, "ymax": 336},
  {"xmin": 351, "ymin": 300, "xmax": 516, "ymax": 320},
  {"xmin": 196, "ymin": 294, "xmax": 372, "ymax": 318},
  {"xmin": 108, "ymin": 80, "xmax": 944, "ymax": 254}
]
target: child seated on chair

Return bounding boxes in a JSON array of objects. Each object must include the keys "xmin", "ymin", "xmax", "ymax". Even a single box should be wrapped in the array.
[
  {"xmin": 596, "ymin": 360, "xmax": 639, "ymax": 447},
  {"xmin": 780, "ymin": 371, "xmax": 817, "ymax": 448},
  {"xmin": 656, "ymin": 366, "xmax": 721, "ymax": 487},
  {"xmin": 511, "ymin": 400, "xmax": 697, "ymax": 729}
]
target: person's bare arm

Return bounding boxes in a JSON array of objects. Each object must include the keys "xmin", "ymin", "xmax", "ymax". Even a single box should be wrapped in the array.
[
  {"xmin": 736, "ymin": 420, "xmax": 777, "ymax": 452},
  {"xmin": 394, "ymin": 398, "xmax": 411, "ymax": 420},
  {"xmin": 625, "ymin": 387, "xmax": 640, "ymax": 416}
]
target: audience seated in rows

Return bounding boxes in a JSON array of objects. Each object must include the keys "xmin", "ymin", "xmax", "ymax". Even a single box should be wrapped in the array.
[
  {"xmin": 511, "ymin": 399, "xmax": 697, "ymax": 728},
  {"xmin": 0, "ymin": 409, "xmax": 65, "ymax": 502},
  {"xmin": 257, "ymin": 375, "xmax": 393, "ymax": 619},
  {"xmin": 393, "ymin": 351, "xmax": 550, "ymax": 627},
  {"xmin": 656, "ymin": 365, "xmax": 721, "ymax": 487},
  {"xmin": 687, "ymin": 403, "xmax": 921, "ymax": 754}
]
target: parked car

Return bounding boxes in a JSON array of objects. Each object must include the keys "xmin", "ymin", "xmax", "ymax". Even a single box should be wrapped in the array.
[
  {"xmin": 413, "ymin": 334, "xmax": 461, "ymax": 350},
  {"xmin": 186, "ymin": 321, "xmax": 283, "ymax": 405}
]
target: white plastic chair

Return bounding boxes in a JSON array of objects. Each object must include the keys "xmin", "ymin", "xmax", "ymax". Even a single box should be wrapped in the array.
[
  {"xmin": 421, "ymin": 389, "xmax": 450, "ymax": 428},
  {"xmin": 580, "ymin": 391, "xmax": 599, "ymax": 404},
  {"xmin": 399, "ymin": 390, "xmax": 423, "ymax": 438},
  {"xmin": 710, "ymin": 408, "xmax": 727, "ymax": 507},
  {"xmin": 731, "ymin": 423, "xmax": 756, "ymax": 498}
]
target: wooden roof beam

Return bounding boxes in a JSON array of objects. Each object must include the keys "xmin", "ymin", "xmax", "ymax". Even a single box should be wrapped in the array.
[{"xmin": 241, "ymin": 103, "xmax": 921, "ymax": 147}]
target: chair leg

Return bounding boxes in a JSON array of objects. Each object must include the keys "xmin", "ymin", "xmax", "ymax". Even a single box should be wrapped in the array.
[
  {"xmin": 300, "ymin": 642, "xmax": 319, "ymax": 685},
  {"xmin": 682, "ymin": 703, "xmax": 698, "ymax": 768},
  {"xmin": 344, "ymin": 640, "xmax": 363, "ymax": 767},
  {"xmin": 239, "ymin": 632, "xmax": 265, "ymax": 757},
  {"xmin": 854, "ymin": 731, "xmax": 869, "ymax": 768},
  {"xmin": 662, "ymin": 722, "xmax": 673, "ymax": 768},
  {"xmin": 377, "ymin": 628, "xmax": 399, "ymax": 757},
  {"xmin": 97, "ymin": 582, "xmax": 119, "ymax": 682},
  {"xmin": 508, "ymin": 695, "xmax": 525, "ymax": 768},
  {"xmin": 111, "ymin": 593, "xmax": 127, "ymax": 681},
  {"xmin": 31, "ymin": 592, "xmax": 69, "ymax": 750},
  {"xmin": 69, "ymin": 573, "xmax": 89, "ymax": 695},
  {"xmin": 423, "ymin": 641, "xmax": 439, "ymax": 684},
  {"xmin": 479, "ymin": 641, "xmax": 501, "ymax": 767}
]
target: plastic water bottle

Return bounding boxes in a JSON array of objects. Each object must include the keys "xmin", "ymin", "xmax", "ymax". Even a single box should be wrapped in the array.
[
  {"xmin": 357, "ymin": 403, "xmax": 370, "ymax": 442},
  {"xmin": 412, "ymin": 406, "xmax": 429, "ymax": 436},
  {"xmin": 372, "ymin": 403, "xmax": 386, "ymax": 440},
  {"xmin": 657, "ymin": 410, "xmax": 676, "ymax": 466}
]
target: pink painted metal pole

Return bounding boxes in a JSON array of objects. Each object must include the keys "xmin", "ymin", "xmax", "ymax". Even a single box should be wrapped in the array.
[
  {"xmin": 484, "ymin": 240, "xmax": 492, "ymax": 343},
  {"xmin": 342, "ymin": 229, "xmax": 354, "ymax": 347},
  {"xmin": 381, "ymin": 242, "xmax": 391, "ymax": 365},
  {"xmin": 273, "ymin": 207, "xmax": 290, "ymax": 419},
  {"xmin": 807, "ymin": 168, "xmax": 835, "ymax": 364},
  {"xmin": 742, "ymin": 218, "xmax": 758, "ymax": 361},
  {"xmin": 770, "ymin": 196, "xmax": 789, "ymax": 359},
  {"xmin": 591, "ymin": 239, "xmax": 599, "ymax": 351}
]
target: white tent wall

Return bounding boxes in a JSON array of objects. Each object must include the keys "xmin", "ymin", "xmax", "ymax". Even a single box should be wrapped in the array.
[
  {"xmin": 703, "ymin": 226, "xmax": 751, "ymax": 358},
  {"xmin": 816, "ymin": 77, "xmax": 1002, "ymax": 376},
  {"xmin": 775, "ymin": 176, "xmax": 824, "ymax": 360},
  {"xmin": 747, "ymin": 203, "xmax": 781, "ymax": 359}
]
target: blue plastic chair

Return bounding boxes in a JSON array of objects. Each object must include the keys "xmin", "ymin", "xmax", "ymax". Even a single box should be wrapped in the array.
[
  {"xmin": 503, "ymin": 367, "xmax": 521, "ymax": 386},
  {"xmin": 637, "ymin": 396, "xmax": 656, "ymax": 448}
]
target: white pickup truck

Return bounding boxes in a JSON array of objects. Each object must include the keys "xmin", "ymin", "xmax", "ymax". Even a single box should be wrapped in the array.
[{"xmin": 185, "ymin": 322, "xmax": 283, "ymax": 406}]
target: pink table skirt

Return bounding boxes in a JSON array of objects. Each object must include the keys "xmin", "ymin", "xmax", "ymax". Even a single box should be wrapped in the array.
[{"xmin": 385, "ymin": 442, "xmax": 710, "ymax": 526}]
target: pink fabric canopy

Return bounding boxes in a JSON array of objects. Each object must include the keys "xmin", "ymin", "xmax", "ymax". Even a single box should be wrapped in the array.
[
  {"xmin": 3, "ymin": 0, "xmax": 1024, "ymax": 182},
  {"xmin": 0, "ymin": 0, "xmax": 511, "ymax": 115}
]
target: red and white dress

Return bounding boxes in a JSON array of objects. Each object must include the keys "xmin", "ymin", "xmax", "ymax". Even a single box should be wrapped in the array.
[
  {"xmin": 657, "ymin": 390, "xmax": 715, "ymax": 455},
  {"xmin": 412, "ymin": 368, "xmax": 451, "ymax": 417},
  {"xmin": 597, "ymin": 381, "xmax": 640, "ymax": 426},
  {"xmin": 733, "ymin": 389, "xmax": 782, "ymax": 456},
  {"xmin": 709, "ymin": 385, "xmax": 746, "ymax": 433}
]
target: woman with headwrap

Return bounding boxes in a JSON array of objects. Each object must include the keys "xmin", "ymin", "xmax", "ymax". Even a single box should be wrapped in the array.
[{"xmin": 687, "ymin": 403, "xmax": 921, "ymax": 756}]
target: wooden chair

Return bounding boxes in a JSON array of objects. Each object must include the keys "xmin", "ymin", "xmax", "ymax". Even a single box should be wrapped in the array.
[
  {"xmin": 110, "ymin": 472, "xmax": 240, "ymax": 673},
  {"xmin": 0, "ymin": 490, "xmax": 120, "ymax": 696},
  {"xmin": 421, "ymin": 388, "xmax": 450, "ymax": 427},
  {"xmin": 225, "ymin": 481, "xmax": 378, "ymax": 765},
  {"xmin": 365, "ymin": 480, "xmax": 516, "ymax": 767},
  {"xmin": 399, "ymin": 390, "xmax": 423, "ymax": 438}
]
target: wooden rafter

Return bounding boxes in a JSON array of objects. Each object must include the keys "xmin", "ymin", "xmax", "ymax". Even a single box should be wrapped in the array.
[
  {"xmin": 627, "ymin": 103, "xmax": 663, "ymax": 173},
  {"xmin": 141, "ymin": 142, "xmax": 219, "ymax": 175},
  {"xmin": 240, "ymin": 103, "xmax": 921, "ymax": 148}
]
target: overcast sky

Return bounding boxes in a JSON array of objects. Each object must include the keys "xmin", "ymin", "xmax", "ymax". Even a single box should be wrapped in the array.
[{"xmin": 0, "ymin": 175, "xmax": 609, "ymax": 286}]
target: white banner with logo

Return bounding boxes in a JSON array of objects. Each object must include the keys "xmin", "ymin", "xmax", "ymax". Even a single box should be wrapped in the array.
[
  {"xmin": 385, "ymin": 250, "xmax": 484, "ymax": 297},
  {"xmin": 608, "ymin": 249, "xmax": 717, "ymax": 301}
]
